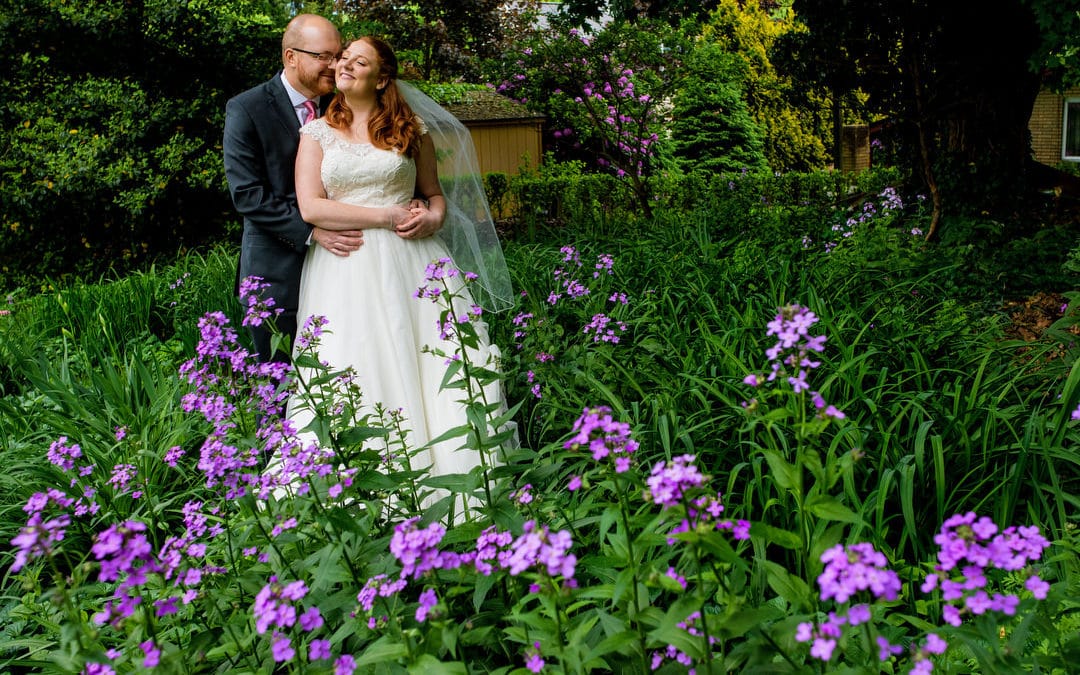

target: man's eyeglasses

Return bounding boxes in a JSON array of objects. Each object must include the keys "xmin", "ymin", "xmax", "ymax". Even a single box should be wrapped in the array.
[{"xmin": 292, "ymin": 48, "xmax": 339, "ymax": 64}]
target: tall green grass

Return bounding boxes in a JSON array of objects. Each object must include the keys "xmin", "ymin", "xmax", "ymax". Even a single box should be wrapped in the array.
[{"xmin": 1, "ymin": 195, "xmax": 1077, "ymax": 670}]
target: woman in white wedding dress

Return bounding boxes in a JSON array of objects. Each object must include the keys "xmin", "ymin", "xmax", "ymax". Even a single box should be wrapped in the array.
[{"xmin": 289, "ymin": 36, "xmax": 512, "ymax": 505}]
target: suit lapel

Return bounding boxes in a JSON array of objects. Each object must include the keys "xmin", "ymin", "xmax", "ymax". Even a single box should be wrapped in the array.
[{"xmin": 265, "ymin": 74, "xmax": 301, "ymax": 136}]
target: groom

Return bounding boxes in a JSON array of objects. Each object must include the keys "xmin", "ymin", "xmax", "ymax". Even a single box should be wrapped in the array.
[{"xmin": 222, "ymin": 14, "xmax": 362, "ymax": 362}]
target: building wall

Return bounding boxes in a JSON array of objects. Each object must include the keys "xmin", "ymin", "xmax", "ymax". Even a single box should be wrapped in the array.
[
  {"xmin": 1029, "ymin": 86, "xmax": 1080, "ymax": 165},
  {"xmin": 839, "ymin": 125, "xmax": 870, "ymax": 172},
  {"xmin": 465, "ymin": 122, "xmax": 544, "ymax": 176}
]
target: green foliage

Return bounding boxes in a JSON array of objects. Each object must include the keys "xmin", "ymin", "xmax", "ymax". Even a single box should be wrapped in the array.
[
  {"xmin": 1, "ymin": 170, "xmax": 1079, "ymax": 671},
  {"xmin": 336, "ymin": 0, "xmax": 541, "ymax": 81},
  {"xmin": 488, "ymin": 20, "xmax": 684, "ymax": 216},
  {"xmin": 0, "ymin": 0, "xmax": 289, "ymax": 292},
  {"xmin": 670, "ymin": 42, "xmax": 768, "ymax": 174},
  {"xmin": 700, "ymin": 0, "xmax": 829, "ymax": 172}
]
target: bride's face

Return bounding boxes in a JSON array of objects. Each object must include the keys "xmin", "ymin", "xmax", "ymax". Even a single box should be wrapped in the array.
[{"xmin": 334, "ymin": 41, "xmax": 386, "ymax": 97}]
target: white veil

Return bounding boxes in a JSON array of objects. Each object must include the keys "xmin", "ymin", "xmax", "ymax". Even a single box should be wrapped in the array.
[{"xmin": 396, "ymin": 80, "xmax": 514, "ymax": 313}]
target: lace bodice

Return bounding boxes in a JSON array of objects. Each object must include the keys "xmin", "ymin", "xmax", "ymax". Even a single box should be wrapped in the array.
[{"xmin": 300, "ymin": 118, "xmax": 421, "ymax": 207}]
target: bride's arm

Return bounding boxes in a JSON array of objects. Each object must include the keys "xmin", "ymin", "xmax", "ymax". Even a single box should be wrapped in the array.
[
  {"xmin": 394, "ymin": 134, "xmax": 446, "ymax": 239},
  {"xmin": 295, "ymin": 134, "xmax": 412, "ymax": 231}
]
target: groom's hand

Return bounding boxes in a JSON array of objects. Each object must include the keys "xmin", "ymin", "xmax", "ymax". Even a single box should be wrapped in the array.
[{"xmin": 312, "ymin": 227, "xmax": 363, "ymax": 257}]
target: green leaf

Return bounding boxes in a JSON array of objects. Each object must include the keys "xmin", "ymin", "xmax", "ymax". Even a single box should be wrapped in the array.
[
  {"xmin": 805, "ymin": 495, "xmax": 860, "ymax": 523},
  {"xmin": 749, "ymin": 522, "xmax": 802, "ymax": 550},
  {"xmin": 408, "ymin": 654, "xmax": 466, "ymax": 674},
  {"xmin": 760, "ymin": 449, "xmax": 799, "ymax": 491},
  {"xmin": 763, "ymin": 560, "xmax": 811, "ymax": 610},
  {"xmin": 337, "ymin": 425, "xmax": 389, "ymax": 445},
  {"xmin": 355, "ymin": 636, "xmax": 409, "ymax": 667}
]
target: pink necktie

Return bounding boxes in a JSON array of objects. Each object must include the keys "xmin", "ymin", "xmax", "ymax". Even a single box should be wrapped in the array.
[{"xmin": 301, "ymin": 100, "xmax": 317, "ymax": 124}]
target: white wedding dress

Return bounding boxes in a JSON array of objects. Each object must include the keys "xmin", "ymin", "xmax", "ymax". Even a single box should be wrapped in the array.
[{"xmin": 289, "ymin": 118, "xmax": 503, "ymax": 493}]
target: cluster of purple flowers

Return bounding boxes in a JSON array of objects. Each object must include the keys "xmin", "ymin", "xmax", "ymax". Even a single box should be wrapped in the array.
[
  {"xmin": 563, "ymin": 406, "xmax": 639, "ymax": 473},
  {"xmin": 645, "ymin": 454, "xmax": 750, "ymax": 544},
  {"xmin": 650, "ymin": 612, "xmax": 716, "ymax": 672},
  {"xmin": 513, "ymin": 247, "xmax": 629, "ymax": 399},
  {"xmin": 582, "ymin": 312, "xmax": 627, "ymax": 344},
  {"xmin": 176, "ymin": 278, "xmax": 328, "ymax": 499},
  {"xmin": 44, "ymin": 436, "xmax": 99, "ymax": 515},
  {"xmin": 354, "ymin": 516, "xmax": 578, "ymax": 635},
  {"xmin": 238, "ymin": 275, "xmax": 284, "ymax": 328},
  {"xmin": 831, "ymin": 187, "xmax": 905, "ymax": 241},
  {"xmin": 797, "ymin": 542, "xmax": 902, "ymax": 663},
  {"xmin": 91, "ymin": 520, "xmax": 162, "ymax": 626},
  {"xmin": 414, "ymin": 257, "xmax": 477, "ymax": 302},
  {"xmin": 251, "ymin": 575, "xmax": 355, "ymax": 667},
  {"xmin": 818, "ymin": 543, "xmax": 903, "ymax": 604},
  {"xmin": 10, "ymin": 488, "xmax": 75, "ymax": 572},
  {"xmin": 921, "ymin": 512, "xmax": 1050, "ymax": 626},
  {"xmin": 798, "ymin": 514, "xmax": 1052, "ymax": 670},
  {"xmin": 744, "ymin": 304, "xmax": 844, "ymax": 421},
  {"xmin": 499, "ymin": 520, "xmax": 578, "ymax": 579}
]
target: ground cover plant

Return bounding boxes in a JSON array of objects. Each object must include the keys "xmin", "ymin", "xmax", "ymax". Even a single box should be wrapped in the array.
[{"xmin": 1, "ymin": 168, "xmax": 1079, "ymax": 673}]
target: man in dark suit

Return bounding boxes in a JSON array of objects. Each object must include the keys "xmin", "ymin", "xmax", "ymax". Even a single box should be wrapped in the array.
[{"xmin": 222, "ymin": 14, "xmax": 362, "ymax": 362}]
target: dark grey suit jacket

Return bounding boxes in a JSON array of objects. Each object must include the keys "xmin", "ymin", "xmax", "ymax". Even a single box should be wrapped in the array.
[{"xmin": 222, "ymin": 73, "xmax": 331, "ymax": 359}]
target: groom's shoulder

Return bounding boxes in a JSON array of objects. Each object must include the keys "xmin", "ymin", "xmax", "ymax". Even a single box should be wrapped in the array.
[{"xmin": 228, "ymin": 75, "xmax": 283, "ymax": 107}]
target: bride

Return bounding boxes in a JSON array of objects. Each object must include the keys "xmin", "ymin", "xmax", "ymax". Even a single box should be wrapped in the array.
[{"xmin": 288, "ymin": 36, "xmax": 513, "ymax": 513}]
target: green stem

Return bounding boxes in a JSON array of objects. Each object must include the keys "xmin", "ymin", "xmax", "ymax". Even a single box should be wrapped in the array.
[{"xmin": 615, "ymin": 476, "xmax": 649, "ymax": 672}]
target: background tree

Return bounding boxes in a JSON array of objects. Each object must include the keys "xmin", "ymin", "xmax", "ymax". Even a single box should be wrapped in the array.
[
  {"xmin": 700, "ymin": 0, "xmax": 828, "ymax": 171},
  {"xmin": 551, "ymin": 0, "xmax": 727, "ymax": 25},
  {"xmin": 334, "ymin": 0, "xmax": 540, "ymax": 81},
  {"xmin": 787, "ymin": 0, "xmax": 1080, "ymax": 237},
  {"xmin": 0, "ymin": 0, "xmax": 292, "ymax": 287},
  {"xmin": 490, "ymin": 19, "xmax": 684, "ymax": 216},
  {"xmin": 670, "ymin": 42, "xmax": 768, "ymax": 174}
]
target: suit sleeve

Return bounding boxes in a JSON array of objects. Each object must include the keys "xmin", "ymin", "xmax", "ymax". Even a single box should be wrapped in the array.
[{"xmin": 223, "ymin": 98, "xmax": 311, "ymax": 252}]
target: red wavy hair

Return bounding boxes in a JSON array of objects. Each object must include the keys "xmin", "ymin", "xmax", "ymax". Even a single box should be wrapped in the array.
[{"xmin": 324, "ymin": 36, "xmax": 422, "ymax": 159}]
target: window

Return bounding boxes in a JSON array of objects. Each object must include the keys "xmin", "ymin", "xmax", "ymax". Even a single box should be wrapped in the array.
[{"xmin": 1063, "ymin": 98, "xmax": 1080, "ymax": 161}]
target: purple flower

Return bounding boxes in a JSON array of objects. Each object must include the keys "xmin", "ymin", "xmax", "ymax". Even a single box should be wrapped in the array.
[
  {"xmin": 154, "ymin": 596, "xmax": 180, "ymax": 616},
  {"xmin": 1026, "ymin": 574, "xmax": 1050, "ymax": 599},
  {"xmin": 299, "ymin": 606, "xmax": 323, "ymax": 631},
  {"xmin": 524, "ymin": 642, "xmax": 545, "ymax": 673},
  {"xmin": 309, "ymin": 639, "xmax": 332, "ymax": 661},
  {"xmin": 46, "ymin": 437, "xmax": 82, "ymax": 471},
  {"xmin": 497, "ymin": 520, "xmax": 577, "ymax": 579},
  {"xmin": 924, "ymin": 633, "xmax": 947, "ymax": 654},
  {"xmin": 140, "ymin": 639, "xmax": 160, "ymax": 668},
  {"xmin": 666, "ymin": 566, "xmax": 687, "ymax": 590},
  {"xmin": 563, "ymin": 406, "xmax": 638, "ymax": 470},
  {"xmin": 252, "ymin": 578, "xmax": 307, "ymax": 634},
  {"xmin": 334, "ymin": 654, "xmax": 357, "ymax": 675},
  {"xmin": 271, "ymin": 633, "xmax": 295, "ymax": 662},
  {"xmin": 817, "ymin": 543, "xmax": 901, "ymax": 603},
  {"xmin": 11, "ymin": 505, "xmax": 72, "ymax": 573},
  {"xmin": 356, "ymin": 575, "xmax": 407, "ymax": 612},
  {"xmin": 163, "ymin": 446, "xmax": 185, "ymax": 467},
  {"xmin": 567, "ymin": 475, "xmax": 582, "ymax": 491},
  {"xmin": 415, "ymin": 588, "xmax": 438, "ymax": 623},
  {"xmin": 876, "ymin": 635, "xmax": 902, "ymax": 661},
  {"xmin": 645, "ymin": 455, "xmax": 704, "ymax": 508},
  {"xmin": 390, "ymin": 518, "xmax": 447, "ymax": 579},
  {"xmin": 511, "ymin": 483, "xmax": 534, "ymax": 505}
]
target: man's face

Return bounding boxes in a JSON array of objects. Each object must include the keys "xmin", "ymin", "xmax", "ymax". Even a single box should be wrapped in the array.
[{"xmin": 286, "ymin": 26, "xmax": 341, "ymax": 98}]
